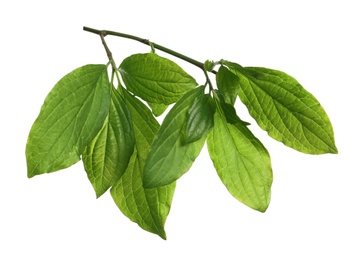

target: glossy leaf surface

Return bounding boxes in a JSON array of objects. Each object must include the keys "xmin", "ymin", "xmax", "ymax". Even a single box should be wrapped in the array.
[
  {"xmin": 183, "ymin": 93, "xmax": 215, "ymax": 144},
  {"xmin": 216, "ymin": 65, "xmax": 241, "ymax": 105}
]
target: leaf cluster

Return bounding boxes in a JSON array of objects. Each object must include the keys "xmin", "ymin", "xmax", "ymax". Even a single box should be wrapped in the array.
[{"xmin": 26, "ymin": 36, "xmax": 337, "ymax": 239}]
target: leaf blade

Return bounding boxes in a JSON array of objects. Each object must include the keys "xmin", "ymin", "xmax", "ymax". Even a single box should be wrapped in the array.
[
  {"xmin": 183, "ymin": 93, "xmax": 215, "ymax": 144},
  {"xmin": 207, "ymin": 107, "xmax": 273, "ymax": 212},
  {"xmin": 223, "ymin": 61, "xmax": 338, "ymax": 154},
  {"xmin": 119, "ymin": 53, "xmax": 197, "ymax": 104},
  {"xmin": 147, "ymin": 102, "xmax": 168, "ymax": 117},
  {"xmin": 111, "ymin": 148, "xmax": 173, "ymax": 239},
  {"xmin": 143, "ymin": 86, "xmax": 206, "ymax": 188},
  {"xmin": 216, "ymin": 65, "xmax": 241, "ymax": 105},
  {"xmin": 82, "ymin": 87, "xmax": 135, "ymax": 198},
  {"xmin": 214, "ymin": 89, "xmax": 250, "ymax": 125},
  {"xmin": 26, "ymin": 64, "xmax": 111, "ymax": 177},
  {"xmin": 111, "ymin": 89, "xmax": 175, "ymax": 239}
]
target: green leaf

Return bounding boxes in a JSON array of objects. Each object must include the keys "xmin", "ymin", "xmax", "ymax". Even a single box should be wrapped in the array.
[
  {"xmin": 216, "ymin": 65, "xmax": 241, "ymax": 105},
  {"xmin": 183, "ymin": 93, "xmax": 215, "ymax": 144},
  {"xmin": 119, "ymin": 53, "xmax": 197, "ymax": 104},
  {"xmin": 111, "ymin": 149, "xmax": 172, "ymax": 239},
  {"xmin": 82, "ymin": 87, "xmax": 135, "ymax": 198},
  {"xmin": 122, "ymin": 89, "xmax": 160, "ymax": 167},
  {"xmin": 26, "ymin": 64, "xmax": 111, "ymax": 177},
  {"xmin": 223, "ymin": 60, "xmax": 338, "ymax": 154},
  {"xmin": 111, "ymin": 89, "xmax": 175, "ymax": 239},
  {"xmin": 143, "ymin": 86, "xmax": 206, "ymax": 188},
  {"xmin": 207, "ymin": 104, "xmax": 273, "ymax": 212},
  {"xmin": 214, "ymin": 90, "xmax": 250, "ymax": 126},
  {"xmin": 147, "ymin": 102, "xmax": 168, "ymax": 117}
]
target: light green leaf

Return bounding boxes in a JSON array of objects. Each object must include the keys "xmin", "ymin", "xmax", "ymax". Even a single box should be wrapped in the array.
[
  {"xmin": 147, "ymin": 102, "xmax": 168, "ymax": 117},
  {"xmin": 82, "ymin": 87, "xmax": 135, "ymax": 198},
  {"xmin": 111, "ymin": 149, "xmax": 170, "ymax": 239},
  {"xmin": 214, "ymin": 90, "xmax": 250, "ymax": 126},
  {"xmin": 26, "ymin": 64, "xmax": 111, "ymax": 177},
  {"xmin": 223, "ymin": 60, "xmax": 338, "ymax": 154},
  {"xmin": 111, "ymin": 89, "xmax": 175, "ymax": 239},
  {"xmin": 143, "ymin": 86, "xmax": 206, "ymax": 188},
  {"xmin": 207, "ymin": 104, "xmax": 273, "ymax": 212},
  {"xmin": 216, "ymin": 65, "xmax": 241, "ymax": 105},
  {"xmin": 119, "ymin": 53, "xmax": 197, "ymax": 104},
  {"xmin": 183, "ymin": 93, "xmax": 215, "ymax": 144}
]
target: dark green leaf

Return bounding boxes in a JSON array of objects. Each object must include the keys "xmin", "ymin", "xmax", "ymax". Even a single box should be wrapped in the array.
[
  {"xmin": 216, "ymin": 65, "xmax": 241, "ymax": 105},
  {"xmin": 183, "ymin": 93, "xmax": 215, "ymax": 144},
  {"xmin": 82, "ymin": 87, "xmax": 135, "ymax": 198},
  {"xmin": 111, "ymin": 89, "xmax": 175, "ymax": 239},
  {"xmin": 119, "ymin": 53, "xmax": 197, "ymax": 104},
  {"xmin": 223, "ymin": 60, "xmax": 338, "ymax": 154},
  {"xmin": 143, "ymin": 86, "xmax": 206, "ymax": 188},
  {"xmin": 26, "ymin": 64, "xmax": 111, "ymax": 177},
  {"xmin": 207, "ymin": 104, "xmax": 273, "ymax": 212}
]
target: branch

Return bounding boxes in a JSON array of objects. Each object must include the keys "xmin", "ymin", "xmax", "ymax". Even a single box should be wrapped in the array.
[{"xmin": 83, "ymin": 26, "xmax": 217, "ymax": 74}]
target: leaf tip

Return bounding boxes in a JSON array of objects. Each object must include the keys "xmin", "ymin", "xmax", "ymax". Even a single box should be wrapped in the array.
[
  {"xmin": 27, "ymin": 166, "xmax": 40, "ymax": 178},
  {"xmin": 158, "ymin": 230, "xmax": 167, "ymax": 240},
  {"xmin": 95, "ymin": 191, "xmax": 103, "ymax": 199},
  {"xmin": 257, "ymin": 204, "xmax": 270, "ymax": 213},
  {"xmin": 248, "ymin": 198, "xmax": 271, "ymax": 213},
  {"xmin": 331, "ymin": 144, "xmax": 339, "ymax": 154}
]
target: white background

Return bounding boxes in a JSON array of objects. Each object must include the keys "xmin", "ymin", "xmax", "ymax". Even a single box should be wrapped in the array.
[{"xmin": 1, "ymin": 0, "xmax": 359, "ymax": 259}]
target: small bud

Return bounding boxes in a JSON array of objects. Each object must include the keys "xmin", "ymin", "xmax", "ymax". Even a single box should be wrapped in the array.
[{"xmin": 204, "ymin": 60, "xmax": 216, "ymax": 72}]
